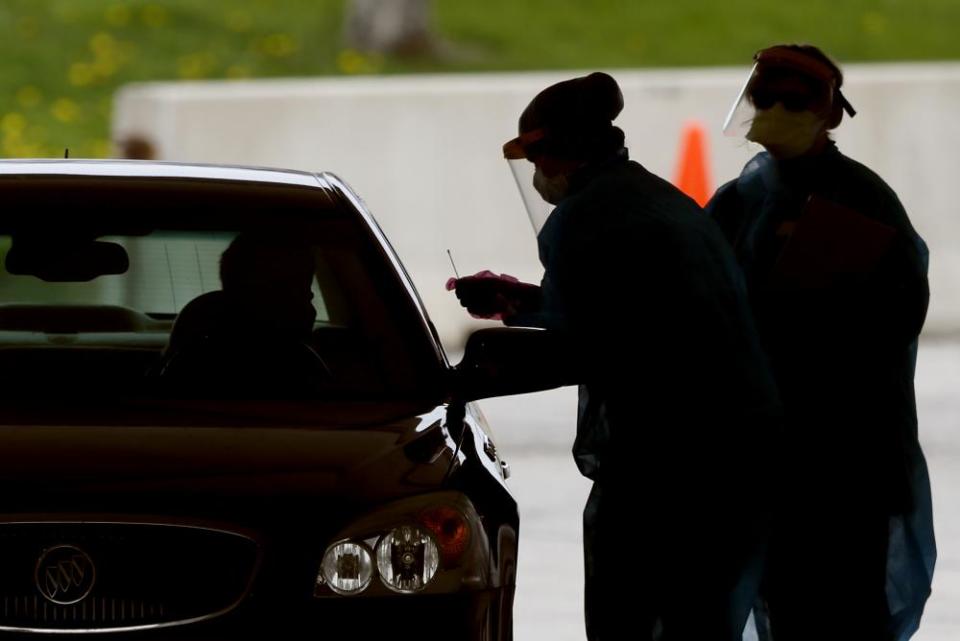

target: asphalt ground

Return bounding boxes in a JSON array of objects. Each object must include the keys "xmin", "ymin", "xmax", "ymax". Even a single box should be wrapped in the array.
[{"xmin": 477, "ymin": 340, "xmax": 960, "ymax": 640}]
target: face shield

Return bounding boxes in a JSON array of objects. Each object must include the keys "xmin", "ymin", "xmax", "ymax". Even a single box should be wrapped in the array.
[
  {"xmin": 503, "ymin": 129, "xmax": 556, "ymax": 235},
  {"xmin": 722, "ymin": 48, "xmax": 856, "ymax": 139},
  {"xmin": 722, "ymin": 63, "xmax": 762, "ymax": 138}
]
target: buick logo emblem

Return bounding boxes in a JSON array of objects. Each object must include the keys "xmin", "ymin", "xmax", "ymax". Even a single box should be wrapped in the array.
[{"xmin": 34, "ymin": 545, "xmax": 96, "ymax": 605}]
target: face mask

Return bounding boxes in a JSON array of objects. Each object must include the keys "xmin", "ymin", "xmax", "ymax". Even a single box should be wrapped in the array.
[
  {"xmin": 746, "ymin": 104, "xmax": 827, "ymax": 159},
  {"xmin": 533, "ymin": 166, "xmax": 569, "ymax": 205}
]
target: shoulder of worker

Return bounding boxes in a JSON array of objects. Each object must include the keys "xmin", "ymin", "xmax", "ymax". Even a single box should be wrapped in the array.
[
  {"xmin": 830, "ymin": 151, "xmax": 907, "ymax": 209},
  {"xmin": 824, "ymin": 148, "xmax": 923, "ymax": 240},
  {"xmin": 565, "ymin": 158, "xmax": 703, "ymax": 224},
  {"xmin": 721, "ymin": 148, "xmax": 917, "ymax": 233},
  {"xmin": 728, "ymin": 151, "xmax": 777, "ymax": 199},
  {"xmin": 703, "ymin": 153, "xmax": 773, "ymax": 244},
  {"xmin": 704, "ymin": 179, "xmax": 746, "ymax": 248},
  {"xmin": 562, "ymin": 159, "xmax": 738, "ymax": 268}
]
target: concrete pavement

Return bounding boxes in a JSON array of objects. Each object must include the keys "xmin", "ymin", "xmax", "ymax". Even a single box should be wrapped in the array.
[{"xmin": 478, "ymin": 340, "xmax": 959, "ymax": 640}]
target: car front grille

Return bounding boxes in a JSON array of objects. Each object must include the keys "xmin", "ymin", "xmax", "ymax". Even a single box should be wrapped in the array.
[
  {"xmin": 2, "ymin": 594, "xmax": 166, "ymax": 628},
  {"xmin": 0, "ymin": 522, "xmax": 259, "ymax": 632}
]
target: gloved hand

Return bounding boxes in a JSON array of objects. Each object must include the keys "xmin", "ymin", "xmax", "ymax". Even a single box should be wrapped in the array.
[{"xmin": 446, "ymin": 271, "xmax": 539, "ymax": 321}]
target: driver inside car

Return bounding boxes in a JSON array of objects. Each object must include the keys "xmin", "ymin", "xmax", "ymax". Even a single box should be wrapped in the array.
[{"xmin": 158, "ymin": 232, "xmax": 327, "ymax": 397}]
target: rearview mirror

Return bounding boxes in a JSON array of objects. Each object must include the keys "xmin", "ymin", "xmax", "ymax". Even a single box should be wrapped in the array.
[
  {"xmin": 453, "ymin": 328, "xmax": 579, "ymax": 402},
  {"xmin": 6, "ymin": 240, "xmax": 129, "ymax": 282}
]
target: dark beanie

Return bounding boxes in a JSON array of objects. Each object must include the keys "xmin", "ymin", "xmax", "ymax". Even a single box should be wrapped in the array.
[{"xmin": 518, "ymin": 72, "xmax": 625, "ymax": 161}]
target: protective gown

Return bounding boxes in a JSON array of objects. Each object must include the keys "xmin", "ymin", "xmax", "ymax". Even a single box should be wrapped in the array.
[
  {"xmin": 706, "ymin": 142, "xmax": 935, "ymax": 641},
  {"xmin": 506, "ymin": 149, "xmax": 782, "ymax": 640}
]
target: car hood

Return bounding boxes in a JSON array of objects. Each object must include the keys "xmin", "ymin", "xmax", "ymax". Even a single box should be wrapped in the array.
[{"xmin": 0, "ymin": 404, "xmax": 453, "ymax": 521}]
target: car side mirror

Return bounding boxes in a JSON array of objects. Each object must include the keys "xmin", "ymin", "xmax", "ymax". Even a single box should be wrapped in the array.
[{"xmin": 452, "ymin": 328, "xmax": 578, "ymax": 402}]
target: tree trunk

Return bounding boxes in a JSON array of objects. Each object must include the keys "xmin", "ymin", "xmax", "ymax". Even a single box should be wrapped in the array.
[{"xmin": 344, "ymin": 0, "xmax": 434, "ymax": 56}]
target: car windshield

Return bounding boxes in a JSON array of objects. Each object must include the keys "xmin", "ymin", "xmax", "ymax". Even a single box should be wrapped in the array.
[{"xmin": 0, "ymin": 173, "xmax": 444, "ymax": 409}]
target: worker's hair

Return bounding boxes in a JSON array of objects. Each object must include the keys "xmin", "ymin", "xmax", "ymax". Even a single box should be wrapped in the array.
[{"xmin": 780, "ymin": 43, "xmax": 845, "ymax": 89}]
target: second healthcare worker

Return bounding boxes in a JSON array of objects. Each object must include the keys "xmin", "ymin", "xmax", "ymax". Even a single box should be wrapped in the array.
[{"xmin": 707, "ymin": 44, "xmax": 936, "ymax": 641}]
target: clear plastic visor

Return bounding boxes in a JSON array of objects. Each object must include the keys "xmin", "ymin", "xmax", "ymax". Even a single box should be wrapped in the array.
[
  {"xmin": 507, "ymin": 158, "xmax": 554, "ymax": 235},
  {"xmin": 722, "ymin": 63, "xmax": 760, "ymax": 138},
  {"xmin": 723, "ymin": 62, "xmax": 840, "ymax": 137}
]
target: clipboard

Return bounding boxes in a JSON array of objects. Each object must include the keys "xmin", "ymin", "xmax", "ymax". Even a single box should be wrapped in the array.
[{"xmin": 770, "ymin": 194, "xmax": 897, "ymax": 289}]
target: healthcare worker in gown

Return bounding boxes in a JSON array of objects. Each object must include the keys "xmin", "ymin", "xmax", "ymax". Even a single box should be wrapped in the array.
[
  {"xmin": 453, "ymin": 71, "xmax": 782, "ymax": 640},
  {"xmin": 706, "ymin": 44, "xmax": 936, "ymax": 641}
]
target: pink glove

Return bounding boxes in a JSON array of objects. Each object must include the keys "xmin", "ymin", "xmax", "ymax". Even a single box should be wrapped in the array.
[{"xmin": 447, "ymin": 271, "xmax": 526, "ymax": 320}]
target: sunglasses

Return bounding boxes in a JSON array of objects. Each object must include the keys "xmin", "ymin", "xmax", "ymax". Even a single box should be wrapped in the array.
[{"xmin": 749, "ymin": 87, "xmax": 825, "ymax": 112}]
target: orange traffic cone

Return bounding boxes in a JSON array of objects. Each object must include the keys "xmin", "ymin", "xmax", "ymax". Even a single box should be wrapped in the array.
[{"xmin": 673, "ymin": 121, "xmax": 713, "ymax": 207}]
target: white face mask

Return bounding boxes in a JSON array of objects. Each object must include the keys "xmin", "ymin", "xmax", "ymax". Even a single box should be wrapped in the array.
[
  {"xmin": 746, "ymin": 104, "xmax": 827, "ymax": 159},
  {"xmin": 533, "ymin": 167, "xmax": 569, "ymax": 205}
]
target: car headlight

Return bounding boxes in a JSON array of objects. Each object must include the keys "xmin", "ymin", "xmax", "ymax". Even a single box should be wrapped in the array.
[
  {"xmin": 314, "ymin": 492, "xmax": 491, "ymax": 598},
  {"xmin": 320, "ymin": 542, "xmax": 374, "ymax": 595},
  {"xmin": 376, "ymin": 525, "xmax": 439, "ymax": 593}
]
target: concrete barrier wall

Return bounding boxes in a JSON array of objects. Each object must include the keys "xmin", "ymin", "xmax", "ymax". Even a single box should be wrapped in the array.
[{"xmin": 113, "ymin": 64, "xmax": 960, "ymax": 349}]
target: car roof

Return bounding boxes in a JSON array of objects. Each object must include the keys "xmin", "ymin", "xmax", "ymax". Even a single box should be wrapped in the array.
[{"xmin": 0, "ymin": 159, "xmax": 333, "ymax": 191}]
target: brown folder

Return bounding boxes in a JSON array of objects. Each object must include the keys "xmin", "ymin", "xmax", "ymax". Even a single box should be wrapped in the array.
[{"xmin": 770, "ymin": 194, "xmax": 897, "ymax": 289}]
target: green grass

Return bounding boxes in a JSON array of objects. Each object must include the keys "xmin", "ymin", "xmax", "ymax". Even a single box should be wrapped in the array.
[
  {"xmin": 435, "ymin": 0, "xmax": 960, "ymax": 70},
  {"xmin": 1, "ymin": 0, "xmax": 957, "ymax": 158}
]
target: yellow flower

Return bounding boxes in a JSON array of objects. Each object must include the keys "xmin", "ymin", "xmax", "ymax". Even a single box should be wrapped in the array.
[
  {"xmin": 2, "ymin": 131, "xmax": 23, "ymax": 149},
  {"xmin": 178, "ymin": 53, "xmax": 218, "ymax": 79},
  {"xmin": 337, "ymin": 50, "xmax": 365, "ymax": 75},
  {"xmin": 255, "ymin": 34, "xmax": 300, "ymax": 58},
  {"xmin": 90, "ymin": 32, "xmax": 119, "ymax": 57},
  {"xmin": 3, "ymin": 139, "xmax": 46, "ymax": 159},
  {"xmin": 69, "ymin": 63, "xmax": 95, "ymax": 87},
  {"xmin": 142, "ymin": 5, "xmax": 169, "ymax": 28},
  {"xmin": 337, "ymin": 49, "xmax": 382, "ymax": 75},
  {"xmin": 16, "ymin": 87, "xmax": 43, "ymax": 109},
  {"xmin": 87, "ymin": 31, "xmax": 129, "ymax": 76},
  {"xmin": 105, "ymin": 5, "xmax": 131, "ymax": 27},
  {"xmin": 51, "ymin": 99, "xmax": 81, "ymax": 123},
  {"xmin": 3, "ymin": 139, "xmax": 24, "ymax": 157},
  {"xmin": 1, "ymin": 113, "xmax": 27, "ymax": 136}
]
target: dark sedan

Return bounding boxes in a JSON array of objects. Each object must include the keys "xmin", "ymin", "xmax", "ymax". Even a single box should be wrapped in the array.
[{"xmin": 0, "ymin": 161, "xmax": 566, "ymax": 640}]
